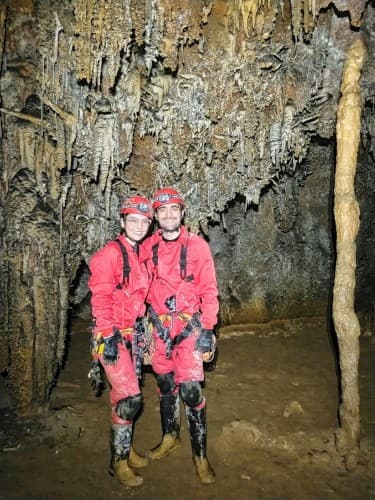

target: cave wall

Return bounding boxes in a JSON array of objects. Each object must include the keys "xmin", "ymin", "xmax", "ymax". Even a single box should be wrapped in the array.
[
  {"xmin": 355, "ymin": 4, "xmax": 375, "ymax": 327},
  {"xmin": 0, "ymin": 0, "xmax": 373, "ymax": 411},
  {"xmin": 210, "ymin": 141, "xmax": 335, "ymax": 324},
  {"xmin": 356, "ymin": 137, "xmax": 375, "ymax": 325}
]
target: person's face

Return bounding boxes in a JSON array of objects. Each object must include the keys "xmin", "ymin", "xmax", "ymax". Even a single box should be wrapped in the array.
[
  {"xmin": 121, "ymin": 213, "xmax": 151, "ymax": 243},
  {"xmin": 155, "ymin": 203, "xmax": 184, "ymax": 233}
]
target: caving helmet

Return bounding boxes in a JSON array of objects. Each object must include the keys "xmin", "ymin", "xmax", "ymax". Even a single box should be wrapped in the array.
[
  {"xmin": 152, "ymin": 187, "xmax": 184, "ymax": 210},
  {"xmin": 120, "ymin": 195, "xmax": 153, "ymax": 219}
]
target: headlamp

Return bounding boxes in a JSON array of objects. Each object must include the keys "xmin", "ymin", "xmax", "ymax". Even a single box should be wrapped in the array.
[
  {"xmin": 154, "ymin": 193, "xmax": 179, "ymax": 203},
  {"xmin": 124, "ymin": 202, "xmax": 150, "ymax": 212}
]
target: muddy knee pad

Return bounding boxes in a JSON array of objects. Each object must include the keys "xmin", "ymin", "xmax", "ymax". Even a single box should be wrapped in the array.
[
  {"xmin": 156, "ymin": 372, "xmax": 176, "ymax": 395},
  {"xmin": 180, "ymin": 381, "xmax": 203, "ymax": 408},
  {"xmin": 115, "ymin": 393, "xmax": 142, "ymax": 420}
]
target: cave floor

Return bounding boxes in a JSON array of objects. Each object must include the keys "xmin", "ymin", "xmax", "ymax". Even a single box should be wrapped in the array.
[{"xmin": 1, "ymin": 317, "xmax": 375, "ymax": 500}]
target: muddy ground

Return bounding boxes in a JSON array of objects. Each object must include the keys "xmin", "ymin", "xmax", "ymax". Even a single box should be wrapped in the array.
[{"xmin": 1, "ymin": 316, "xmax": 375, "ymax": 500}]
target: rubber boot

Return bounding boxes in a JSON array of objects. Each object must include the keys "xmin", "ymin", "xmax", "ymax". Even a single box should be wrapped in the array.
[
  {"xmin": 149, "ymin": 392, "xmax": 181, "ymax": 460},
  {"xmin": 109, "ymin": 424, "xmax": 143, "ymax": 487},
  {"xmin": 129, "ymin": 446, "xmax": 148, "ymax": 469},
  {"xmin": 109, "ymin": 459, "xmax": 143, "ymax": 487},
  {"xmin": 186, "ymin": 405, "xmax": 216, "ymax": 484}
]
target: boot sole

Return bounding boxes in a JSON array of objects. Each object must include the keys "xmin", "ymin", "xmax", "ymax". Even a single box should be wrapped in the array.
[
  {"xmin": 108, "ymin": 466, "xmax": 143, "ymax": 487},
  {"xmin": 198, "ymin": 475, "xmax": 216, "ymax": 485},
  {"xmin": 193, "ymin": 457, "xmax": 216, "ymax": 485}
]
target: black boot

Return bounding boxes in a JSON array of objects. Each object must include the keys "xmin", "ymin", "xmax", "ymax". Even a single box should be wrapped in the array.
[
  {"xmin": 186, "ymin": 405, "xmax": 216, "ymax": 484},
  {"xmin": 149, "ymin": 392, "xmax": 181, "ymax": 459},
  {"xmin": 109, "ymin": 424, "xmax": 143, "ymax": 487}
]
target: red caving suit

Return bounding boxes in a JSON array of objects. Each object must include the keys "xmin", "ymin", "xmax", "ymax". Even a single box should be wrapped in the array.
[
  {"xmin": 142, "ymin": 226, "xmax": 219, "ymax": 384},
  {"xmin": 88, "ymin": 234, "xmax": 149, "ymax": 424}
]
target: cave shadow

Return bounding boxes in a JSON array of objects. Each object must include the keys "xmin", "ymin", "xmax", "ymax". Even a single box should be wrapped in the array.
[
  {"xmin": 62, "ymin": 260, "xmax": 92, "ymax": 372},
  {"xmin": 322, "ymin": 134, "xmax": 341, "ymax": 401}
]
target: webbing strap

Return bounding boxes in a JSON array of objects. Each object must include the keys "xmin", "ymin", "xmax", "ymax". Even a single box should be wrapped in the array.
[
  {"xmin": 152, "ymin": 243, "xmax": 159, "ymax": 265},
  {"xmin": 172, "ymin": 312, "xmax": 201, "ymax": 346},
  {"xmin": 179, "ymin": 244, "xmax": 187, "ymax": 280},
  {"xmin": 115, "ymin": 239, "xmax": 131, "ymax": 288},
  {"xmin": 152, "ymin": 238, "xmax": 193, "ymax": 281}
]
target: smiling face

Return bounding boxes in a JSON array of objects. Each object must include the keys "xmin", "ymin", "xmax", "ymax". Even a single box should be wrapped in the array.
[
  {"xmin": 121, "ymin": 213, "xmax": 151, "ymax": 244},
  {"xmin": 155, "ymin": 203, "xmax": 184, "ymax": 239}
]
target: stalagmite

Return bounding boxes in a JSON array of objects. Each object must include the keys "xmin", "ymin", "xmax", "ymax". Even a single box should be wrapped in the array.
[{"xmin": 332, "ymin": 37, "xmax": 366, "ymax": 471}]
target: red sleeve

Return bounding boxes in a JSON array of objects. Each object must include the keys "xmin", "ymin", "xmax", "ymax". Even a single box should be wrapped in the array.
[
  {"xmin": 195, "ymin": 238, "xmax": 219, "ymax": 329},
  {"xmin": 88, "ymin": 244, "xmax": 119, "ymax": 334}
]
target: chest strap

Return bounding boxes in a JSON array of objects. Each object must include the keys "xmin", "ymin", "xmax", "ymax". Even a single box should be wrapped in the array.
[
  {"xmin": 114, "ymin": 238, "xmax": 131, "ymax": 289},
  {"xmin": 152, "ymin": 238, "xmax": 193, "ymax": 282}
]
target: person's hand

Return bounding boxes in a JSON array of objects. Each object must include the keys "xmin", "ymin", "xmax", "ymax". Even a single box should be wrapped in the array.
[
  {"xmin": 103, "ymin": 330, "xmax": 122, "ymax": 365},
  {"xmin": 202, "ymin": 350, "xmax": 215, "ymax": 363},
  {"xmin": 196, "ymin": 329, "xmax": 216, "ymax": 361}
]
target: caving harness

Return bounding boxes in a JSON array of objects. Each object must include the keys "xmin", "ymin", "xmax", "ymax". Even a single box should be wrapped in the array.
[
  {"xmin": 147, "ymin": 235, "xmax": 202, "ymax": 358},
  {"xmin": 147, "ymin": 306, "xmax": 201, "ymax": 358}
]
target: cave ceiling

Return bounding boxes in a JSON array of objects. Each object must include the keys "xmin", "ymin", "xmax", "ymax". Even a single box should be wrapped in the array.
[{"xmin": 1, "ymin": 0, "xmax": 371, "ymax": 247}]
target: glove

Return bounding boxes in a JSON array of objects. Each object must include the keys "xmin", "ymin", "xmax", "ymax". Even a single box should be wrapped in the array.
[
  {"xmin": 103, "ymin": 329, "xmax": 122, "ymax": 365},
  {"xmin": 195, "ymin": 328, "xmax": 216, "ymax": 353},
  {"xmin": 88, "ymin": 360, "xmax": 105, "ymax": 397}
]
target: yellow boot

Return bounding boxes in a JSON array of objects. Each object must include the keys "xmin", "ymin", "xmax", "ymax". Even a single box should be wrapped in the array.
[
  {"xmin": 129, "ymin": 446, "xmax": 148, "ymax": 468},
  {"xmin": 109, "ymin": 424, "xmax": 143, "ymax": 487},
  {"xmin": 148, "ymin": 433, "xmax": 181, "ymax": 460},
  {"xmin": 186, "ymin": 405, "xmax": 216, "ymax": 484},
  {"xmin": 109, "ymin": 459, "xmax": 143, "ymax": 487},
  {"xmin": 192, "ymin": 456, "xmax": 216, "ymax": 484},
  {"xmin": 149, "ymin": 388, "xmax": 181, "ymax": 460}
]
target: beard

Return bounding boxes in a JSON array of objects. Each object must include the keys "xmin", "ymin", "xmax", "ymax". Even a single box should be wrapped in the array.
[{"xmin": 161, "ymin": 222, "xmax": 181, "ymax": 233}]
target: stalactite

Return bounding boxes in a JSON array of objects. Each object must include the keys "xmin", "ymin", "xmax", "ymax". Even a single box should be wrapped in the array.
[
  {"xmin": 333, "ymin": 37, "xmax": 366, "ymax": 471},
  {"xmin": 0, "ymin": 107, "xmax": 45, "ymax": 127},
  {"xmin": 291, "ymin": 0, "xmax": 302, "ymax": 39},
  {"xmin": 131, "ymin": 0, "xmax": 147, "ymax": 47},
  {"xmin": 241, "ymin": 0, "xmax": 260, "ymax": 34},
  {"xmin": 57, "ymin": 270, "xmax": 69, "ymax": 363},
  {"xmin": 0, "ymin": 2, "xmax": 6, "ymax": 61},
  {"xmin": 144, "ymin": 0, "xmax": 161, "ymax": 74},
  {"xmin": 289, "ymin": 0, "xmax": 368, "ymax": 38},
  {"xmin": 50, "ymin": 12, "xmax": 63, "ymax": 91}
]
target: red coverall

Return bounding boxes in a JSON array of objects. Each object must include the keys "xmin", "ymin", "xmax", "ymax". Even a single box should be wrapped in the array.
[
  {"xmin": 88, "ymin": 234, "xmax": 149, "ymax": 424},
  {"xmin": 142, "ymin": 225, "xmax": 219, "ymax": 383}
]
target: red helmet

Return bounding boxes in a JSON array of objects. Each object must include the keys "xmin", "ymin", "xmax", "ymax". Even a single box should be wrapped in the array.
[
  {"xmin": 120, "ymin": 195, "xmax": 153, "ymax": 219},
  {"xmin": 152, "ymin": 187, "xmax": 184, "ymax": 210}
]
